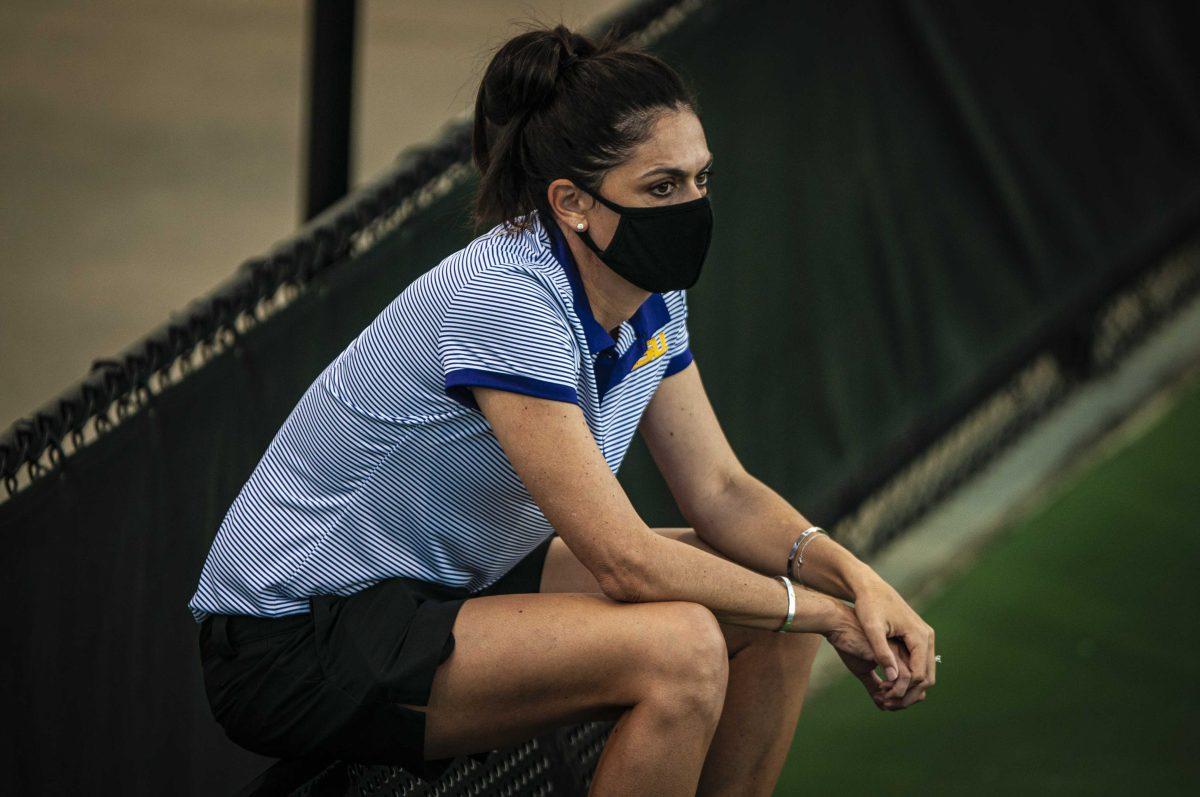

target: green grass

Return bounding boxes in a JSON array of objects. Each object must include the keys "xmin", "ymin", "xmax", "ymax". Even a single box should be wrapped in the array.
[{"xmin": 776, "ymin": 370, "xmax": 1200, "ymax": 795}]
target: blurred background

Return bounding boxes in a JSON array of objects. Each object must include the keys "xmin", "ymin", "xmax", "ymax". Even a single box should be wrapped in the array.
[
  {"xmin": 0, "ymin": 0, "xmax": 627, "ymax": 429},
  {"xmin": 1, "ymin": 1, "xmax": 1197, "ymax": 795}
]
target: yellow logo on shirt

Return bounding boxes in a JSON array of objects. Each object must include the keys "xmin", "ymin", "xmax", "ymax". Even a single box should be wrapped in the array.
[{"xmin": 632, "ymin": 331, "xmax": 669, "ymax": 370}]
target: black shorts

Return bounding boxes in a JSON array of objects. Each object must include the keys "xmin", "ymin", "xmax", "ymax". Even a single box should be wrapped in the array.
[{"xmin": 198, "ymin": 534, "xmax": 555, "ymax": 783}]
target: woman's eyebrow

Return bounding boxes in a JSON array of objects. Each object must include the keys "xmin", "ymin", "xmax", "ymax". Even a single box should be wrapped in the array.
[{"xmin": 639, "ymin": 155, "xmax": 715, "ymax": 179}]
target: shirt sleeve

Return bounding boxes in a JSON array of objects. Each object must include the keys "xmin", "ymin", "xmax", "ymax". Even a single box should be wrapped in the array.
[
  {"xmin": 662, "ymin": 288, "xmax": 694, "ymax": 377},
  {"xmin": 437, "ymin": 265, "xmax": 581, "ymax": 411}
]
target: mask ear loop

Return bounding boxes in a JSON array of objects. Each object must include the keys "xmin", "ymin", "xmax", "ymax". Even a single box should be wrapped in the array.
[
  {"xmin": 586, "ymin": 182, "xmax": 712, "ymax": 218},
  {"xmin": 572, "ymin": 180, "xmax": 627, "ymax": 215}
]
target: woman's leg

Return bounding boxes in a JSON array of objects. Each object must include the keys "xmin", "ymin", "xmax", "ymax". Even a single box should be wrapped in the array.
[
  {"xmin": 409, "ymin": 591, "xmax": 730, "ymax": 797},
  {"xmin": 540, "ymin": 528, "xmax": 824, "ymax": 797}
]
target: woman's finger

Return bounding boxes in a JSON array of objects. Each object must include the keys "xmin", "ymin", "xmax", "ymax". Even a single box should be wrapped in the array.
[
  {"xmin": 900, "ymin": 635, "xmax": 928, "ymax": 691},
  {"xmin": 862, "ymin": 620, "xmax": 899, "ymax": 682},
  {"xmin": 882, "ymin": 684, "xmax": 927, "ymax": 710},
  {"xmin": 882, "ymin": 641, "xmax": 913, "ymax": 698},
  {"xmin": 852, "ymin": 661, "xmax": 889, "ymax": 709},
  {"xmin": 928, "ymin": 628, "xmax": 937, "ymax": 688}
]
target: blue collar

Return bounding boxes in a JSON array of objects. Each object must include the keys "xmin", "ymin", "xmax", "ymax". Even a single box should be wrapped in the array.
[
  {"xmin": 540, "ymin": 213, "xmax": 671, "ymax": 355},
  {"xmin": 539, "ymin": 212, "xmax": 673, "ymax": 402}
]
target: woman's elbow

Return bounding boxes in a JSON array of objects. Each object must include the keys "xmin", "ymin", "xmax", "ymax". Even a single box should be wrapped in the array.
[{"xmin": 595, "ymin": 545, "xmax": 652, "ymax": 603}]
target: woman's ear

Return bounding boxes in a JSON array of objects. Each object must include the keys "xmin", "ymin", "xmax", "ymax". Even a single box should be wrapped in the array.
[{"xmin": 547, "ymin": 178, "xmax": 593, "ymax": 225}]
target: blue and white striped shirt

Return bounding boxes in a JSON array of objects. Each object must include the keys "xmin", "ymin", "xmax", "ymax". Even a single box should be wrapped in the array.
[{"xmin": 187, "ymin": 208, "xmax": 694, "ymax": 622}]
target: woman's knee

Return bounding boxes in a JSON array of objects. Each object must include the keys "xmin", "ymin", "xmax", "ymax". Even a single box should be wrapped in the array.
[{"xmin": 637, "ymin": 601, "xmax": 729, "ymax": 712}]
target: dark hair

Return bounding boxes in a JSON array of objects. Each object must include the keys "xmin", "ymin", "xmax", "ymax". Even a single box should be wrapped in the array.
[{"xmin": 470, "ymin": 22, "xmax": 700, "ymax": 235}]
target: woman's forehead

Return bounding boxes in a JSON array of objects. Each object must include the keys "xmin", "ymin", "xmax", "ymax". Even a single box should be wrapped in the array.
[{"xmin": 625, "ymin": 113, "xmax": 711, "ymax": 174}]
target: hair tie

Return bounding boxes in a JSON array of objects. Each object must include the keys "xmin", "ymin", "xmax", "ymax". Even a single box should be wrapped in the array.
[{"xmin": 559, "ymin": 51, "xmax": 580, "ymax": 73}]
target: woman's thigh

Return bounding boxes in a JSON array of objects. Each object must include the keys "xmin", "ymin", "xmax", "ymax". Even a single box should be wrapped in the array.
[
  {"xmin": 415, "ymin": 528, "xmax": 815, "ymax": 760},
  {"xmin": 416, "ymin": 590, "xmax": 727, "ymax": 761}
]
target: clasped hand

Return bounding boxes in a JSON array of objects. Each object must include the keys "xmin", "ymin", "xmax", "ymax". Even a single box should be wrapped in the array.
[{"xmin": 821, "ymin": 577, "xmax": 937, "ymax": 711}]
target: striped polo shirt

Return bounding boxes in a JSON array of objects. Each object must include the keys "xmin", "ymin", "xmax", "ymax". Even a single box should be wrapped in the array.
[{"xmin": 186, "ymin": 208, "xmax": 694, "ymax": 622}]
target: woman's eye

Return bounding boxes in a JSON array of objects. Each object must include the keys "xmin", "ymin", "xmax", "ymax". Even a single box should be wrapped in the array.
[{"xmin": 650, "ymin": 171, "xmax": 713, "ymax": 198}]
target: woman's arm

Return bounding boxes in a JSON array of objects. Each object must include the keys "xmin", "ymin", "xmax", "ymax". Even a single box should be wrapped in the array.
[
  {"xmin": 637, "ymin": 360, "xmax": 874, "ymax": 599},
  {"xmin": 638, "ymin": 360, "xmax": 934, "ymax": 691},
  {"xmin": 472, "ymin": 385, "xmax": 849, "ymax": 636}
]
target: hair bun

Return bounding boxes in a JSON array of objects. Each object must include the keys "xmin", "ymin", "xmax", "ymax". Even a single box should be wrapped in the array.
[
  {"xmin": 477, "ymin": 28, "xmax": 591, "ymax": 127},
  {"xmin": 471, "ymin": 20, "xmax": 697, "ymax": 234}
]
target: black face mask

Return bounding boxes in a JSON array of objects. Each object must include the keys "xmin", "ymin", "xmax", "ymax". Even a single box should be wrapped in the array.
[{"xmin": 572, "ymin": 184, "xmax": 714, "ymax": 292}]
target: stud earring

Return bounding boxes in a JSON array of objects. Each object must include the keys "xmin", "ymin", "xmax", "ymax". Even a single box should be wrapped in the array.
[{"xmin": 576, "ymin": 221, "xmax": 586, "ymax": 230}]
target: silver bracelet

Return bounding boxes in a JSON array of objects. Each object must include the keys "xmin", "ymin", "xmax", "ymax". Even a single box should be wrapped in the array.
[
  {"xmin": 795, "ymin": 529, "xmax": 827, "ymax": 575},
  {"xmin": 774, "ymin": 575, "xmax": 796, "ymax": 633},
  {"xmin": 786, "ymin": 526, "xmax": 825, "ymax": 583}
]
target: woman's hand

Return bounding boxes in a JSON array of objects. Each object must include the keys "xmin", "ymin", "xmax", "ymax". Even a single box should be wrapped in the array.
[
  {"xmin": 821, "ymin": 601, "xmax": 889, "ymax": 708},
  {"xmin": 875, "ymin": 639, "xmax": 928, "ymax": 710},
  {"xmin": 850, "ymin": 574, "xmax": 936, "ymax": 700},
  {"xmin": 823, "ymin": 605, "xmax": 929, "ymax": 711}
]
